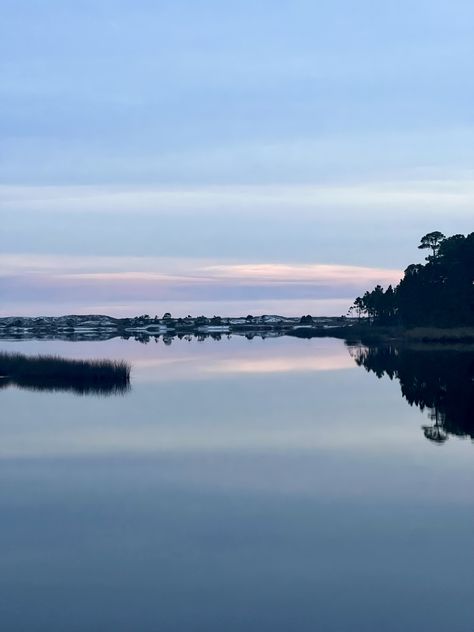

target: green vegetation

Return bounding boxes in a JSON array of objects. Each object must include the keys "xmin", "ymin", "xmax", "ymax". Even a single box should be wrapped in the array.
[{"xmin": 351, "ymin": 232, "xmax": 474, "ymax": 328}]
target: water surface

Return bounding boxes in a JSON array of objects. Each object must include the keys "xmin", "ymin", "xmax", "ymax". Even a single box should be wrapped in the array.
[{"xmin": 0, "ymin": 337, "xmax": 472, "ymax": 631}]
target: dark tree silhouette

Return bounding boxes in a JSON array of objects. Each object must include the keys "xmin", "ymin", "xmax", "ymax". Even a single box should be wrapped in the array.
[
  {"xmin": 418, "ymin": 231, "xmax": 446, "ymax": 260},
  {"xmin": 350, "ymin": 231, "xmax": 474, "ymax": 327}
]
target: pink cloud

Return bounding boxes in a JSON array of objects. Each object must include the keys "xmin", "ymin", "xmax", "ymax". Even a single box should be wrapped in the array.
[
  {"xmin": 0, "ymin": 254, "xmax": 402, "ymax": 316},
  {"xmin": 202, "ymin": 263, "xmax": 402, "ymax": 286}
]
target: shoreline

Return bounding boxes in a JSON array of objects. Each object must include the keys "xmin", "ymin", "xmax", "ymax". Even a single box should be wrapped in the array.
[{"xmin": 1, "ymin": 315, "xmax": 473, "ymax": 344}]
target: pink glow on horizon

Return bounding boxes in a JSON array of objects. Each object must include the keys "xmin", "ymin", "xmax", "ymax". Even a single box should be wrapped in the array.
[{"xmin": 0, "ymin": 254, "xmax": 402, "ymax": 317}]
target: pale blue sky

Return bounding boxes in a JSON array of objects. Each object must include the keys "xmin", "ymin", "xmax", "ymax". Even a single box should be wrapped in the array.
[{"xmin": 1, "ymin": 1, "xmax": 473, "ymax": 315}]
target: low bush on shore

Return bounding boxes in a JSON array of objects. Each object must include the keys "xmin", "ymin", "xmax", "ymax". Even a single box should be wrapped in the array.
[{"xmin": 402, "ymin": 327, "xmax": 474, "ymax": 343}]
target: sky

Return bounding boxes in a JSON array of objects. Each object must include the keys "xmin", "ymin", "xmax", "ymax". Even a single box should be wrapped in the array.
[{"xmin": 1, "ymin": 0, "xmax": 473, "ymax": 316}]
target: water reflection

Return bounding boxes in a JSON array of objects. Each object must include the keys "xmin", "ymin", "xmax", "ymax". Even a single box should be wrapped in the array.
[
  {"xmin": 0, "ymin": 337, "xmax": 473, "ymax": 632},
  {"xmin": 349, "ymin": 344, "xmax": 474, "ymax": 443}
]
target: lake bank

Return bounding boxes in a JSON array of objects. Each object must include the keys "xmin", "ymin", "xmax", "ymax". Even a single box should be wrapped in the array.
[
  {"xmin": 289, "ymin": 324, "xmax": 474, "ymax": 344},
  {"xmin": 1, "ymin": 314, "xmax": 473, "ymax": 344},
  {"xmin": 0, "ymin": 314, "xmax": 344, "ymax": 341}
]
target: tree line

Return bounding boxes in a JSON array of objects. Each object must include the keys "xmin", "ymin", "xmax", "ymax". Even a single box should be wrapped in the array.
[{"xmin": 350, "ymin": 231, "xmax": 474, "ymax": 327}]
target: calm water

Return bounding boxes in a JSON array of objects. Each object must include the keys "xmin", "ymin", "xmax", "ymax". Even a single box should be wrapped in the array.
[{"xmin": 0, "ymin": 336, "xmax": 472, "ymax": 631}]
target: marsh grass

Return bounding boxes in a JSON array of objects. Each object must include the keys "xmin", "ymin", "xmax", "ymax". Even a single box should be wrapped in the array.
[
  {"xmin": 0, "ymin": 352, "xmax": 131, "ymax": 395},
  {"xmin": 403, "ymin": 327, "xmax": 474, "ymax": 343}
]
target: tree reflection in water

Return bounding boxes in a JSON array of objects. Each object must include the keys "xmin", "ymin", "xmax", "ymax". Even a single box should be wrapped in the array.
[{"xmin": 348, "ymin": 344, "xmax": 474, "ymax": 444}]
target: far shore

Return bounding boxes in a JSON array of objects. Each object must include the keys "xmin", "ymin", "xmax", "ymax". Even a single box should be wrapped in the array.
[
  {"xmin": 1, "ymin": 314, "xmax": 473, "ymax": 344},
  {"xmin": 288, "ymin": 324, "xmax": 474, "ymax": 344}
]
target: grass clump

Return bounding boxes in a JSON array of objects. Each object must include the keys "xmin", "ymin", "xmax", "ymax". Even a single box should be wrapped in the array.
[{"xmin": 0, "ymin": 352, "xmax": 131, "ymax": 395}]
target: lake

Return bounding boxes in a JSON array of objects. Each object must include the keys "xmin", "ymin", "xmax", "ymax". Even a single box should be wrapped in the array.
[{"xmin": 0, "ymin": 336, "xmax": 472, "ymax": 631}]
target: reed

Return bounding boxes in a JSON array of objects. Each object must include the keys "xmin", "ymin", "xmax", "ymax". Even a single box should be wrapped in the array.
[{"xmin": 0, "ymin": 352, "xmax": 131, "ymax": 395}]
